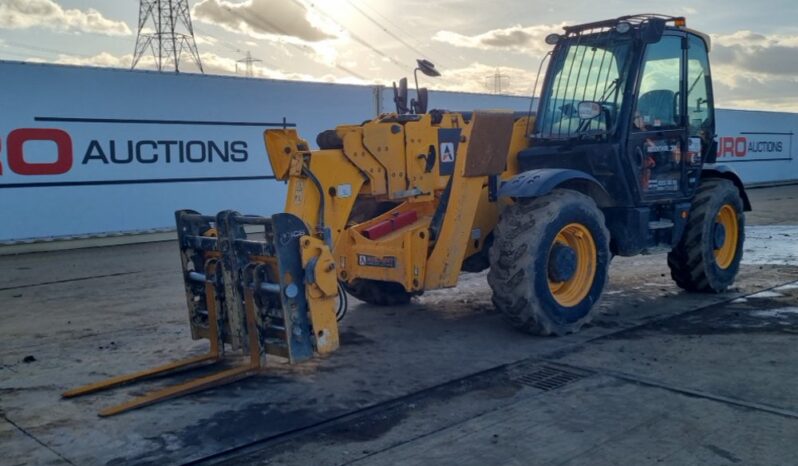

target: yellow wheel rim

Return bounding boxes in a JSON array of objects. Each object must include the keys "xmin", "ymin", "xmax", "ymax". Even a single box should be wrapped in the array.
[
  {"xmin": 547, "ymin": 223, "xmax": 597, "ymax": 307},
  {"xmin": 714, "ymin": 204, "xmax": 739, "ymax": 269}
]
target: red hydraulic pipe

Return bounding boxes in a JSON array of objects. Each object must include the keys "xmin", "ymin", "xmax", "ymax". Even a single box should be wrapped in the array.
[{"xmin": 361, "ymin": 211, "xmax": 418, "ymax": 240}]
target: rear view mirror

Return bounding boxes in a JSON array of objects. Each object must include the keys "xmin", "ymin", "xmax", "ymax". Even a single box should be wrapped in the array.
[
  {"xmin": 577, "ymin": 101, "xmax": 602, "ymax": 119},
  {"xmin": 393, "ymin": 77, "xmax": 409, "ymax": 114},
  {"xmin": 416, "ymin": 59, "xmax": 440, "ymax": 78},
  {"xmin": 412, "ymin": 88, "xmax": 429, "ymax": 114}
]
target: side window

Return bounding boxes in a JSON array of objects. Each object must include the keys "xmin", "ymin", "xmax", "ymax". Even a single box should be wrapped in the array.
[
  {"xmin": 633, "ymin": 35, "xmax": 683, "ymax": 131},
  {"xmin": 687, "ymin": 35, "xmax": 713, "ymax": 135}
]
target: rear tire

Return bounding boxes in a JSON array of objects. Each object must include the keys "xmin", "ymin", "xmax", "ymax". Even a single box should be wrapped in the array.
[
  {"xmin": 668, "ymin": 179, "xmax": 745, "ymax": 292},
  {"xmin": 488, "ymin": 189, "xmax": 610, "ymax": 336},
  {"xmin": 342, "ymin": 279, "xmax": 414, "ymax": 306}
]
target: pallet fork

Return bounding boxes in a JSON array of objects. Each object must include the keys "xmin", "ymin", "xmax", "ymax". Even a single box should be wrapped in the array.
[{"xmin": 63, "ymin": 210, "xmax": 340, "ymax": 416}]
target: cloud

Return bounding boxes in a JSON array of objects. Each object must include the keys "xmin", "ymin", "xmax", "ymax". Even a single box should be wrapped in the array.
[
  {"xmin": 430, "ymin": 62, "xmax": 536, "ymax": 95},
  {"xmin": 193, "ymin": 34, "xmax": 218, "ymax": 47},
  {"xmin": 710, "ymin": 31, "xmax": 798, "ymax": 111},
  {"xmin": 712, "ymin": 31, "xmax": 798, "ymax": 76},
  {"xmin": 712, "ymin": 73, "xmax": 798, "ymax": 111},
  {"xmin": 433, "ymin": 23, "xmax": 563, "ymax": 54},
  {"xmin": 0, "ymin": 0, "xmax": 131, "ymax": 36},
  {"xmin": 48, "ymin": 50, "xmax": 370, "ymax": 86},
  {"xmin": 192, "ymin": 0, "xmax": 333, "ymax": 42},
  {"xmin": 54, "ymin": 51, "xmax": 127, "ymax": 68},
  {"xmin": 53, "ymin": 50, "xmax": 230, "ymax": 75}
]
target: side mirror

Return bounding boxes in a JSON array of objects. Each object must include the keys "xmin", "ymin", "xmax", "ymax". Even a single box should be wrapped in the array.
[
  {"xmin": 411, "ymin": 88, "xmax": 429, "ymax": 114},
  {"xmin": 696, "ymin": 97, "xmax": 706, "ymax": 112},
  {"xmin": 411, "ymin": 59, "xmax": 440, "ymax": 115},
  {"xmin": 416, "ymin": 59, "xmax": 440, "ymax": 78},
  {"xmin": 577, "ymin": 101, "xmax": 602, "ymax": 119},
  {"xmin": 560, "ymin": 103, "xmax": 576, "ymax": 118},
  {"xmin": 393, "ymin": 77, "xmax": 409, "ymax": 114}
]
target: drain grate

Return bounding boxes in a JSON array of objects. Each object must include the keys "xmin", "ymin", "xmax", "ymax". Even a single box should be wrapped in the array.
[{"xmin": 513, "ymin": 365, "xmax": 585, "ymax": 391}]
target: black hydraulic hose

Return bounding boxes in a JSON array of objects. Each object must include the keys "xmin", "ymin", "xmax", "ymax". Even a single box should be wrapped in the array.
[{"xmin": 301, "ymin": 165, "xmax": 326, "ymax": 235}]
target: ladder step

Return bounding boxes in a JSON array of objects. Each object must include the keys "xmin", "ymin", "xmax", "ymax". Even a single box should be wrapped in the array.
[
  {"xmin": 649, "ymin": 219, "xmax": 674, "ymax": 230},
  {"xmin": 263, "ymin": 338, "xmax": 288, "ymax": 346}
]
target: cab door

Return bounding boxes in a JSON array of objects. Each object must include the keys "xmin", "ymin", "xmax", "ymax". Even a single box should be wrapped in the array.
[
  {"xmin": 627, "ymin": 33, "xmax": 689, "ymax": 202},
  {"xmin": 684, "ymin": 33, "xmax": 716, "ymax": 196}
]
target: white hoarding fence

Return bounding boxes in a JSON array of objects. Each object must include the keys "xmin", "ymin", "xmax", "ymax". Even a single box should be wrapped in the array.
[
  {"xmin": 714, "ymin": 109, "xmax": 797, "ymax": 184},
  {"xmin": 0, "ymin": 61, "xmax": 796, "ymax": 243}
]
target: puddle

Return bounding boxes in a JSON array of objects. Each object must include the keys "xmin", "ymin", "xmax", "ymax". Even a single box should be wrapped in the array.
[
  {"xmin": 750, "ymin": 307, "xmax": 798, "ymax": 318},
  {"xmin": 748, "ymin": 290, "xmax": 785, "ymax": 298},
  {"xmin": 743, "ymin": 225, "xmax": 798, "ymax": 265}
]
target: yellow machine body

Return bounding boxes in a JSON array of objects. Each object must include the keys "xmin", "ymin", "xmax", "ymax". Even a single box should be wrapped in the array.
[
  {"xmin": 265, "ymin": 111, "xmax": 531, "ymax": 296},
  {"xmin": 63, "ymin": 110, "xmax": 530, "ymax": 417}
]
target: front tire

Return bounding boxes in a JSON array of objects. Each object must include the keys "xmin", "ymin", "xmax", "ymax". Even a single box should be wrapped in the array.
[
  {"xmin": 488, "ymin": 190, "xmax": 610, "ymax": 336},
  {"xmin": 335, "ymin": 282, "xmax": 348, "ymax": 321},
  {"xmin": 668, "ymin": 179, "xmax": 745, "ymax": 292}
]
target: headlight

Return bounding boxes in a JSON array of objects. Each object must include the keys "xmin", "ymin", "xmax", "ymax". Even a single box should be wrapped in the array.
[{"xmin": 615, "ymin": 21, "xmax": 631, "ymax": 34}]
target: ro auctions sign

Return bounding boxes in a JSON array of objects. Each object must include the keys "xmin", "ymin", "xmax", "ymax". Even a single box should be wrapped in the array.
[
  {"xmin": 716, "ymin": 132, "xmax": 793, "ymax": 162},
  {"xmin": 0, "ymin": 128, "xmax": 246, "ymax": 177},
  {"xmin": 0, "ymin": 117, "xmax": 291, "ymax": 187}
]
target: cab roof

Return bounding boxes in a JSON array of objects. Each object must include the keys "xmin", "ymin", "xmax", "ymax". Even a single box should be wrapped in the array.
[{"xmin": 561, "ymin": 14, "xmax": 711, "ymax": 51}]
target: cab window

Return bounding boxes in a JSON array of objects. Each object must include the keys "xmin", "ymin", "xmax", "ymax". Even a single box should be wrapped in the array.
[
  {"xmin": 633, "ymin": 35, "xmax": 683, "ymax": 131},
  {"xmin": 687, "ymin": 35, "xmax": 713, "ymax": 135}
]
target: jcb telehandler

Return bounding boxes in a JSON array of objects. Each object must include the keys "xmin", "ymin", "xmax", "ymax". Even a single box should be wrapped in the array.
[{"xmin": 65, "ymin": 14, "xmax": 749, "ymax": 416}]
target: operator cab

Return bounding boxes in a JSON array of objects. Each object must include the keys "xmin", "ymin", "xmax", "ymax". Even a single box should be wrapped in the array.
[{"xmin": 522, "ymin": 15, "xmax": 716, "ymax": 212}]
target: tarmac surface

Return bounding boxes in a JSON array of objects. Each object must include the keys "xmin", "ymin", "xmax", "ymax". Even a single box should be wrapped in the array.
[{"xmin": 1, "ymin": 184, "xmax": 797, "ymax": 465}]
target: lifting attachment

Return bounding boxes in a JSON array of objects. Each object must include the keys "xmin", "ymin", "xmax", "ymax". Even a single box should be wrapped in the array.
[{"xmin": 63, "ymin": 210, "xmax": 340, "ymax": 416}]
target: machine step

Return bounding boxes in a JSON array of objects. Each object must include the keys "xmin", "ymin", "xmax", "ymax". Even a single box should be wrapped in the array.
[{"xmin": 648, "ymin": 219, "xmax": 675, "ymax": 230}]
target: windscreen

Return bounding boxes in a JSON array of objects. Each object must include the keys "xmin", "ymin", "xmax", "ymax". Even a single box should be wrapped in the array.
[{"xmin": 535, "ymin": 34, "xmax": 633, "ymax": 139}]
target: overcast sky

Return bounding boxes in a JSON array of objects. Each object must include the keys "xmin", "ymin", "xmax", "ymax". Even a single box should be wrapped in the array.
[{"xmin": 1, "ymin": 0, "xmax": 797, "ymax": 111}]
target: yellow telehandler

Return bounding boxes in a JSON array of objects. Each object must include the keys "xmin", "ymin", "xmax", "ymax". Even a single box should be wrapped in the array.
[{"xmin": 65, "ymin": 15, "xmax": 750, "ymax": 416}]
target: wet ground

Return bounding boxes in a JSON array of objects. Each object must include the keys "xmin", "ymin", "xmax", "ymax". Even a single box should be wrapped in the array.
[{"xmin": 1, "ymin": 184, "xmax": 797, "ymax": 465}]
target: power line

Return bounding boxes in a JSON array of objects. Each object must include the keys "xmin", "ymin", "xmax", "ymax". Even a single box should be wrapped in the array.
[
  {"xmin": 351, "ymin": 0, "xmax": 450, "ymax": 69},
  {"xmin": 298, "ymin": 0, "xmax": 407, "ymax": 72},
  {"xmin": 194, "ymin": 26, "xmax": 238, "ymax": 51},
  {"xmin": 349, "ymin": 1, "xmax": 408, "ymax": 37},
  {"xmin": 218, "ymin": 5, "xmax": 368, "ymax": 80},
  {"xmin": 343, "ymin": 0, "xmax": 436, "ymax": 64},
  {"xmin": 195, "ymin": 26, "xmax": 279, "ymax": 71}
]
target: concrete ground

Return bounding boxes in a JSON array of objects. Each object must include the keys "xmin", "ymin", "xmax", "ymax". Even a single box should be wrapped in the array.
[{"xmin": 1, "ymin": 184, "xmax": 797, "ymax": 466}]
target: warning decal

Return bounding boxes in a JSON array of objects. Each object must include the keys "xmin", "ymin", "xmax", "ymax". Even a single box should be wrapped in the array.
[
  {"xmin": 440, "ymin": 142, "xmax": 455, "ymax": 163},
  {"xmin": 357, "ymin": 254, "xmax": 397, "ymax": 268},
  {"xmin": 437, "ymin": 128, "xmax": 461, "ymax": 176}
]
